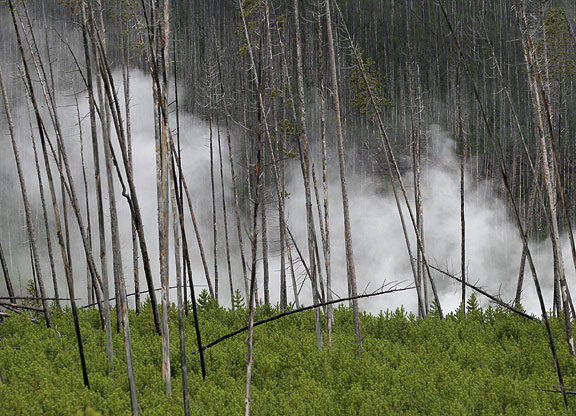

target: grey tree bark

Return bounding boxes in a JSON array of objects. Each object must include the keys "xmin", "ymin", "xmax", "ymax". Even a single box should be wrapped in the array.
[{"xmin": 325, "ymin": 0, "xmax": 362, "ymax": 350}]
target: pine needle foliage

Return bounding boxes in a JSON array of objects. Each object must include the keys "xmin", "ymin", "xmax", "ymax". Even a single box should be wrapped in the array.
[
  {"xmin": 0, "ymin": 300, "xmax": 575, "ymax": 414},
  {"xmin": 350, "ymin": 50, "xmax": 393, "ymax": 116}
]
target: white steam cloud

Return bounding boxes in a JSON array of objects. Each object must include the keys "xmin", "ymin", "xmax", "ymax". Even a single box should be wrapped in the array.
[
  {"xmin": 0, "ymin": 69, "xmax": 570, "ymax": 316},
  {"xmin": 280, "ymin": 124, "xmax": 564, "ymax": 316}
]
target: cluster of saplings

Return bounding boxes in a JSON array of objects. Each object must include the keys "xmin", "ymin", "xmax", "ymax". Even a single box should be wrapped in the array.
[{"xmin": 0, "ymin": 292, "xmax": 574, "ymax": 415}]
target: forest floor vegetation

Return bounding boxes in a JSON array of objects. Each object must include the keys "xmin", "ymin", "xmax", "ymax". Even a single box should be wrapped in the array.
[{"xmin": 0, "ymin": 294, "xmax": 575, "ymax": 415}]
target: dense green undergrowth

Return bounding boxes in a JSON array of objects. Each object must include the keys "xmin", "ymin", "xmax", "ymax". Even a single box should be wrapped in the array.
[{"xmin": 1, "ymin": 295, "xmax": 576, "ymax": 415}]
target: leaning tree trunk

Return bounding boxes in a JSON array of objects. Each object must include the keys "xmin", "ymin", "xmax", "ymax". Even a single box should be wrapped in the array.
[
  {"xmin": 520, "ymin": 6, "xmax": 574, "ymax": 357},
  {"xmin": 81, "ymin": 0, "xmax": 115, "ymax": 363},
  {"xmin": 30, "ymin": 132, "xmax": 59, "ymax": 308},
  {"xmin": 3, "ymin": 8, "xmax": 51, "ymax": 328},
  {"xmin": 90, "ymin": 0, "xmax": 161, "ymax": 335},
  {"xmin": 0, "ymin": 243, "xmax": 15, "ymax": 304},
  {"xmin": 171, "ymin": 170, "xmax": 190, "ymax": 416},
  {"xmin": 75, "ymin": 99, "xmax": 93, "ymax": 309}
]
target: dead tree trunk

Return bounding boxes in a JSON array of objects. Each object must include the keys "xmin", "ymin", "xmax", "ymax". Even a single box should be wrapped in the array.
[
  {"xmin": 294, "ymin": 0, "xmax": 323, "ymax": 349},
  {"xmin": 3, "ymin": 7, "xmax": 51, "ymax": 328},
  {"xmin": 171, "ymin": 169, "xmax": 190, "ymax": 416},
  {"xmin": 217, "ymin": 117, "xmax": 235, "ymax": 306},
  {"xmin": 208, "ymin": 101, "xmax": 219, "ymax": 302},
  {"xmin": 325, "ymin": 0, "xmax": 363, "ymax": 350},
  {"xmin": 407, "ymin": 59, "xmax": 427, "ymax": 318},
  {"xmin": 81, "ymin": 0, "xmax": 115, "ymax": 364},
  {"xmin": 86, "ymin": 0, "xmax": 161, "ymax": 335},
  {"xmin": 237, "ymin": 1, "xmax": 265, "ymax": 412},
  {"xmin": 457, "ymin": 66, "xmax": 466, "ymax": 312},
  {"xmin": 315, "ymin": 0, "xmax": 333, "ymax": 343},
  {"xmin": 214, "ymin": 41, "xmax": 248, "ymax": 306},
  {"xmin": 0, "ymin": 243, "xmax": 15, "ymax": 304},
  {"xmin": 76, "ymin": 98, "xmax": 93, "ymax": 309},
  {"xmin": 263, "ymin": 0, "xmax": 288, "ymax": 310},
  {"xmin": 520, "ymin": 5, "xmax": 574, "ymax": 356}
]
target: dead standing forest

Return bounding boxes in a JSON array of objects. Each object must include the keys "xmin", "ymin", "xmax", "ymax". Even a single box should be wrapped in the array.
[{"xmin": 1, "ymin": 0, "xmax": 576, "ymax": 414}]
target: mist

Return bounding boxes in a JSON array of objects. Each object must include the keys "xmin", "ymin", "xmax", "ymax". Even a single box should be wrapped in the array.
[
  {"xmin": 279, "ymin": 124, "xmax": 564, "ymax": 316},
  {"xmin": 0, "ymin": 66, "xmax": 569, "ymax": 318}
]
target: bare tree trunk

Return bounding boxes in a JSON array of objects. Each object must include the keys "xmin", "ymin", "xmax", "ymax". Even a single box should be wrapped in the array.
[
  {"xmin": 104, "ymin": 122, "xmax": 139, "ymax": 412},
  {"xmin": 214, "ymin": 40, "xmax": 247, "ymax": 307},
  {"xmin": 325, "ymin": 0, "xmax": 362, "ymax": 350},
  {"xmin": 294, "ymin": 0, "xmax": 323, "ymax": 349},
  {"xmin": 3, "ymin": 7, "xmax": 51, "ymax": 328},
  {"xmin": 153, "ymin": 0, "xmax": 172, "ymax": 394},
  {"xmin": 80, "ymin": 0, "xmax": 114, "ymax": 363},
  {"xmin": 170, "ymin": 153, "xmax": 207, "ymax": 380},
  {"xmin": 90, "ymin": 0, "xmax": 167, "ymax": 339},
  {"xmin": 30, "ymin": 115, "xmax": 60, "ymax": 309},
  {"xmin": 59, "ymin": 149, "xmax": 74, "ymax": 313},
  {"xmin": 237, "ymin": 2, "xmax": 265, "ymax": 412},
  {"xmin": 407, "ymin": 60, "xmax": 426, "ymax": 318},
  {"xmin": 118, "ymin": 256, "xmax": 139, "ymax": 415},
  {"xmin": 285, "ymin": 233, "xmax": 300, "ymax": 308},
  {"xmin": 314, "ymin": 0, "xmax": 333, "ymax": 345},
  {"xmin": 102, "ymin": 94, "xmax": 125, "ymax": 334},
  {"xmin": 76, "ymin": 98, "xmax": 94, "ymax": 309},
  {"xmin": 121, "ymin": 23, "xmax": 140, "ymax": 315},
  {"xmin": 101, "ymin": 117, "xmax": 139, "ymax": 412},
  {"xmin": 92, "ymin": 0, "xmax": 122, "ymax": 333},
  {"xmin": 209, "ymin": 103, "xmax": 219, "ymax": 302},
  {"xmin": 0, "ymin": 243, "xmax": 15, "ymax": 304},
  {"xmin": 244, "ymin": 159, "xmax": 261, "ymax": 416},
  {"xmin": 261, "ymin": 174, "xmax": 270, "ymax": 305},
  {"xmin": 171, "ymin": 170, "xmax": 189, "ymax": 416},
  {"xmin": 171, "ymin": 34, "xmax": 188, "ymax": 315},
  {"xmin": 216, "ymin": 117, "xmax": 235, "ymax": 306},
  {"xmin": 263, "ymin": 0, "xmax": 287, "ymax": 310},
  {"xmin": 520, "ymin": 5, "xmax": 574, "ymax": 356},
  {"xmin": 243, "ymin": 103, "xmax": 253, "ymax": 299},
  {"xmin": 457, "ymin": 66, "xmax": 466, "ymax": 312}
]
